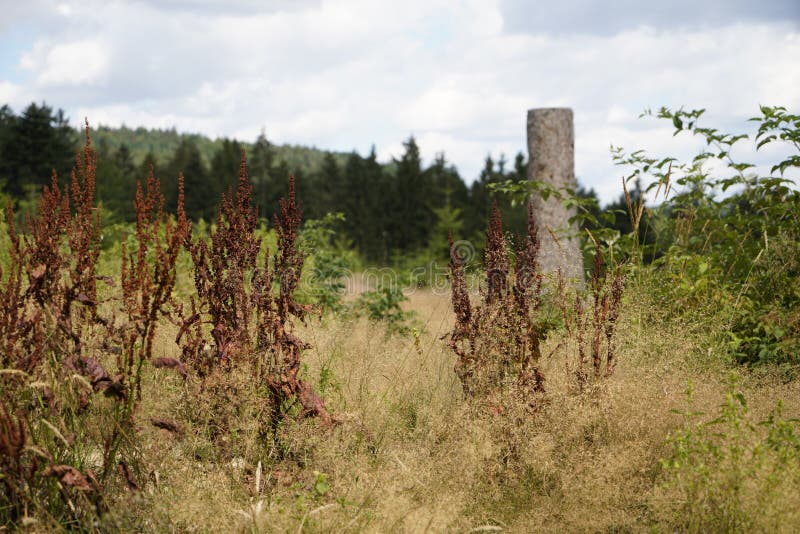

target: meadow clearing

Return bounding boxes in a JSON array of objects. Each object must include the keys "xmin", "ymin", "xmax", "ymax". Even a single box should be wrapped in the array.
[{"xmin": 2, "ymin": 107, "xmax": 800, "ymax": 532}]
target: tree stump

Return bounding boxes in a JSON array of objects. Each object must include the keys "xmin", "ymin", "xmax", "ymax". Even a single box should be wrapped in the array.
[{"xmin": 527, "ymin": 108, "xmax": 584, "ymax": 286}]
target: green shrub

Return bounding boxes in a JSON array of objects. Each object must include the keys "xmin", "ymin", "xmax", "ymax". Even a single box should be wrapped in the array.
[
  {"xmin": 356, "ymin": 285, "xmax": 416, "ymax": 335},
  {"xmin": 613, "ymin": 106, "xmax": 800, "ymax": 365},
  {"xmin": 300, "ymin": 212, "xmax": 358, "ymax": 313},
  {"xmin": 659, "ymin": 376, "xmax": 800, "ymax": 531}
]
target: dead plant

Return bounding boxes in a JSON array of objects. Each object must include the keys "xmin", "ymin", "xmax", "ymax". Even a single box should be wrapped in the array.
[
  {"xmin": 560, "ymin": 243, "xmax": 625, "ymax": 390},
  {"xmin": 179, "ymin": 152, "xmax": 331, "ymax": 427},
  {"xmin": 0, "ymin": 122, "xmax": 115, "ymax": 527},
  {"xmin": 448, "ymin": 202, "xmax": 545, "ymax": 405}
]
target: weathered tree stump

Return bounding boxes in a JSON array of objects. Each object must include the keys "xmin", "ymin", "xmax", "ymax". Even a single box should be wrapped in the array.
[{"xmin": 527, "ymin": 108, "xmax": 584, "ymax": 286}]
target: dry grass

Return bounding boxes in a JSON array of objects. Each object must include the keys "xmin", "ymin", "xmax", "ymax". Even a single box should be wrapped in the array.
[
  {"xmin": 124, "ymin": 283, "xmax": 800, "ymax": 532},
  {"xmin": 5, "ymin": 127, "xmax": 798, "ymax": 533}
]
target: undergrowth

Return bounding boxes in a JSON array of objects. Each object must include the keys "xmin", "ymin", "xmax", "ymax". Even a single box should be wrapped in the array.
[{"xmin": 1, "ymin": 106, "xmax": 799, "ymax": 532}]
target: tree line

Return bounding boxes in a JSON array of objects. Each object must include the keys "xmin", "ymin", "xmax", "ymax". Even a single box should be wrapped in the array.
[{"xmin": 0, "ymin": 102, "xmax": 634, "ymax": 263}]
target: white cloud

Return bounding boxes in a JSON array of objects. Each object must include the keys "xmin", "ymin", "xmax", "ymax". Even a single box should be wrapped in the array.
[
  {"xmin": 0, "ymin": 1, "xmax": 798, "ymax": 203},
  {"xmin": 56, "ymin": 3, "xmax": 73, "ymax": 17},
  {"xmin": 0, "ymin": 81, "xmax": 22, "ymax": 105},
  {"xmin": 21, "ymin": 39, "xmax": 109, "ymax": 87},
  {"xmin": 499, "ymin": 0, "xmax": 799, "ymax": 35}
]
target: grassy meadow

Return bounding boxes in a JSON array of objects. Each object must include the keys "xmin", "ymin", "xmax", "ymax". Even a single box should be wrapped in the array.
[
  {"xmin": 106, "ymin": 283, "xmax": 797, "ymax": 532},
  {"xmin": 2, "ymin": 107, "xmax": 800, "ymax": 532}
]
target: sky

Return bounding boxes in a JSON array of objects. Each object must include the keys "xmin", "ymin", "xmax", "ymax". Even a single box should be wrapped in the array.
[{"xmin": 1, "ymin": 0, "xmax": 798, "ymax": 202}]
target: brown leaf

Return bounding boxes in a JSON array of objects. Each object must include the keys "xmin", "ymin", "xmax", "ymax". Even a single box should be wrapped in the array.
[
  {"xmin": 297, "ymin": 383, "xmax": 333, "ymax": 427},
  {"xmin": 78, "ymin": 389, "xmax": 90, "ymax": 411},
  {"xmin": 79, "ymin": 356, "xmax": 110, "ymax": 386},
  {"xmin": 31, "ymin": 264, "xmax": 46, "ymax": 280},
  {"xmin": 152, "ymin": 357, "xmax": 188, "ymax": 378},
  {"xmin": 98, "ymin": 379, "xmax": 126, "ymax": 400},
  {"xmin": 61, "ymin": 469, "xmax": 92, "ymax": 491},
  {"xmin": 43, "ymin": 465, "xmax": 93, "ymax": 491},
  {"xmin": 76, "ymin": 292, "xmax": 95, "ymax": 306},
  {"xmin": 96, "ymin": 275, "xmax": 115, "ymax": 286},
  {"xmin": 117, "ymin": 461, "xmax": 139, "ymax": 490},
  {"xmin": 175, "ymin": 313, "xmax": 200, "ymax": 344},
  {"xmin": 150, "ymin": 417, "xmax": 184, "ymax": 436},
  {"xmin": 489, "ymin": 405, "xmax": 504, "ymax": 416}
]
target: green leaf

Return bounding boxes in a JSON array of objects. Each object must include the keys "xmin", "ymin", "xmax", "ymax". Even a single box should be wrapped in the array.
[{"xmin": 314, "ymin": 473, "xmax": 330, "ymax": 496}]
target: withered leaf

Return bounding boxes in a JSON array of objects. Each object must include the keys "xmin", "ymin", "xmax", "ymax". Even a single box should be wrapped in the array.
[
  {"xmin": 150, "ymin": 417, "xmax": 184, "ymax": 435},
  {"xmin": 96, "ymin": 275, "xmax": 115, "ymax": 286},
  {"xmin": 98, "ymin": 379, "xmax": 126, "ymax": 400},
  {"xmin": 151, "ymin": 357, "xmax": 188, "ymax": 378},
  {"xmin": 117, "ymin": 461, "xmax": 139, "ymax": 490},
  {"xmin": 175, "ymin": 313, "xmax": 200, "ymax": 344},
  {"xmin": 31, "ymin": 264, "xmax": 47, "ymax": 280},
  {"xmin": 43, "ymin": 465, "xmax": 93, "ymax": 492},
  {"xmin": 77, "ymin": 357, "xmax": 110, "ymax": 386},
  {"xmin": 76, "ymin": 292, "xmax": 95, "ymax": 306}
]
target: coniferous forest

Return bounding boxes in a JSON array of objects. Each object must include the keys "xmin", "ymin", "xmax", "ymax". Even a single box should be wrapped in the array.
[
  {"xmin": 2, "ymin": 96, "xmax": 800, "ymax": 532},
  {"xmin": 0, "ymin": 101, "xmax": 616, "ymax": 263}
]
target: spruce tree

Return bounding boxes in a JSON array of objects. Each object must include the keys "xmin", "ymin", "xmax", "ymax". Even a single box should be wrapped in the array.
[
  {"xmin": 362, "ymin": 146, "xmax": 388, "ymax": 261},
  {"xmin": 164, "ymin": 139, "xmax": 211, "ymax": 221},
  {"xmin": 389, "ymin": 136, "xmax": 434, "ymax": 252},
  {"xmin": 425, "ymin": 152, "xmax": 469, "ymax": 214},
  {"xmin": 0, "ymin": 105, "xmax": 17, "ymax": 193},
  {"xmin": 250, "ymin": 132, "xmax": 280, "ymax": 221},
  {"xmin": 2, "ymin": 103, "xmax": 76, "ymax": 198},
  {"xmin": 427, "ymin": 195, "xmax": 464, "ymax": 261},
  {"xmin": 319, "ymin": 152, "xmax": 343, "ymax": 215},
  {"xmin": 210, "ymin": 138, "xmax": 242, "ymax": 196}
]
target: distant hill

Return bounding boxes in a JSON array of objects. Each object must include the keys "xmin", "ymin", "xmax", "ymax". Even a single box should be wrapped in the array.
[{"xmin": 90, "ymin": 124, "xmax": 350, "ymax": 174}]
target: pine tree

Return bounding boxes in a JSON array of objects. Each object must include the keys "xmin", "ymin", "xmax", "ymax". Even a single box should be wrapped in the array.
[
  {"xmin": 318, "ymin": 152, "xmax": 343, "ymax": 215},
  {"xmin": 465, "ymin": 155, "xmax": 497, "ymax": 240},
  {"xmin": 388, "ymin": 136, "xmax": 434, "ymax": 252},
  {"xmin": 341, "ymin": 152, "xmax": 366, "ymax": 250},
  {"xmin": 138, "ymin": 150, "xmax": 159, "ymax": 180},
  {"xmin": 164, "ymin": 139, "xmax": 211, "ymax": 221},
  {"xmin": 93, "ymin": 139, "xmax": 123, "ymax": 222},
  {"xmin": 250, "ymin": 132, "xmax": 280, "ymax": 221},
  {"xmin": 342, "ymin": 150, "xmax": 390, "ymax": 259},
  {"xmin": 210, "ymin": 138, "xmax": 242, "ymax": 197},
  {"xmin": 500, "ymin": 152, "xmax": 529, "ymax": 235},
  {"xmin": 2, "ymin": 103, "xmax": 76, "ymax": 198},
  {"xmin": 361, "ymin": 146, "xmax": 388, "ymax": 261},
  {"xmin": 425, "ymin": 152, "xmax": 469, "ymax": 213},
  {"xmin": 0, "ymin": 105, "xmax": 15, "ymax": 191},
  {"xmin": 427, "ymin": 194, "xmax": 464, "ymax": 261}
]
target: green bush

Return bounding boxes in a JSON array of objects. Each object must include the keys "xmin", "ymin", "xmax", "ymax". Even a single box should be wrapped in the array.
[
  {"xmin": 613, "ymin": 106, "xmax": 800, "ymax": 365},
  {"xmin": 356, "ymin": 285, "xmax": 416, "ymax": 336},
  {"xmin": 659, "ymin": 376, "xmax": 800, "ymax": 531},
  {"xmin": 300, "ymin": 212, "xmax": 358, "ymax": 313}
]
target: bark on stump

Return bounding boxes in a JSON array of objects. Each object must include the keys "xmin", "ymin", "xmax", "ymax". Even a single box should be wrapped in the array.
[{"xmin": 527, "ymin": 108, "xmax": 584, "ymax": 286}]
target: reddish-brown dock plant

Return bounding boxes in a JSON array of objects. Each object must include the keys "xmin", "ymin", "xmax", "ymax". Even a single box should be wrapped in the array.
[
  {"xmin": 561, "ymin": 243, "xmax": 625, "ymax": 386},
  {"xmin": 120, "ymin": 167, "xmax": 190, "ymax": 402},
  {"xmin": 180, "ymin": 152, "xmax": 331, "ymax": 426},
  {"xmin": 448, "ymin": 202, "xmax": 545, "ymax": 402}
]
